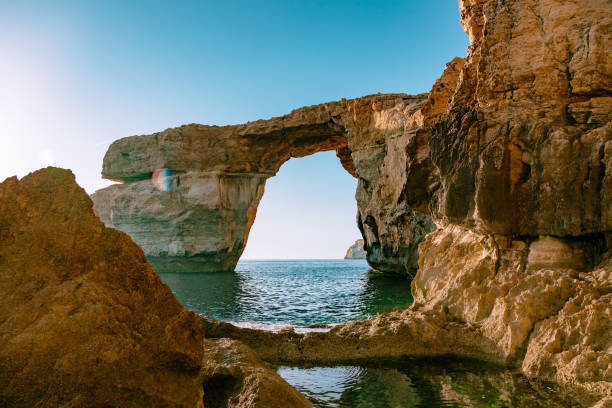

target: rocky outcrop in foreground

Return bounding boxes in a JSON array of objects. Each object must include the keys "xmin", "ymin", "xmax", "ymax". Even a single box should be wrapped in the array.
[
  {"xmin": 0, "ymin": 168, "xmax": 310, "ymax": 407},
  {"xmin": 344, "ymin": 239, "xmax": 366, "ymax": 259}
]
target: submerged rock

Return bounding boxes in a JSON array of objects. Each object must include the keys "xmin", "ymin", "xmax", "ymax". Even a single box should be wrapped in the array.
[
  {"xmin": 344, "ymin": 239, "xmax": 366, "ymax": 259},
  {"xmin": 0, "ymin": 168, "xmax": 310, "ymax": 407}
]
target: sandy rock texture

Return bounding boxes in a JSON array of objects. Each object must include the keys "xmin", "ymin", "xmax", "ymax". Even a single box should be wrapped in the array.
[
  {"xmin": 428, "ymin": 0, "xmax": 612, "ymax": 237},
  {"xmin": 415, "ymin": 0, "xmax": 612, "ymax": 394},
  {"xmin": 344, "ymin": 239, "xmax": 366, "ymax": 259},
  {"xmin": 93, "ymin": 93, "xmax": 436, "ymax": 275},
  {"xmin": 0, "ymin": 168, "xmax": 310, "ymax": 407}
]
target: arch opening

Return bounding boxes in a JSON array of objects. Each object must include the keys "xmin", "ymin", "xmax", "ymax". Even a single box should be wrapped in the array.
[
  {"xmin": 91, "ymin": 93, "xmax": 435, "ymax": 278},
  {"xmin": 241, "ymin": 150, "xmax": 359, "ymax": 260},
  {"xmin": 156, "ymin": 150, "xmax": 414, "ymax": 329}
]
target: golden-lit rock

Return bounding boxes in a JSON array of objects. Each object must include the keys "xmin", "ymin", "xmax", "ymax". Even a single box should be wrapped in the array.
[
  {"xmin": 89, "ymin": 0, "xmax": 611, "ymax": 402},
  {"xmin": 522, "ymin": 261, "xmax": 612, "ymax": 397},
  {"xmin": 429, "ymin": 0, "xmax": 612, "ymax": 237},
  {"xmin": 200, "ymin": 0, "xmax": 612, "ymax": 403},
  {"xmin": 202, "ymin": 339, "xmax": 310, "ymax": 408}
]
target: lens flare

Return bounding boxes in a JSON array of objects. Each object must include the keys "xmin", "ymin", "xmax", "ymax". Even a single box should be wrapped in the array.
[{"xmin": 152, "ymin": 168, "xmax": 173, "ymax": 192}]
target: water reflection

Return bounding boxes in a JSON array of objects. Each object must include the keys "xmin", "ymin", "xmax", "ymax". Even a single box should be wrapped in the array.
[
  {"xmin": 277, "ymin": 360, "xmax": 595, "ymax": 408},
  {"xmin": 158, "ymin": 259, "xmax": 413, "ymax": 326}
]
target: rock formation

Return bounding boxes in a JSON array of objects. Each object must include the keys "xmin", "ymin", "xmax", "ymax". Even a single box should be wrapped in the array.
[
  {"xmin": 0, "ymin": 168, "xmax": 310, "ymax": 407},
  {"xmin": 92, "ymin": 172, "xmax": 267, "ymax": 272},
  {"xmin": 201, "ymin": 0, "xmax": 612, "ymax": 403},
  {"xmin": 416, "ymin": 0, "xmax": 612, "ymax": 394},
  {"xmin": 344, "ymin": 239, "xmax": 366, "ymax": 259},
  {"xmin": 92, "ymin": 93, "xmax": 436, "ymax": 275}
]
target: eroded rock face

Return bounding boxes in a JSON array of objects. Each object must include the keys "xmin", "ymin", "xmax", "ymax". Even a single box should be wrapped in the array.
[
  {"xmin": 199, "ymin": 0, "xmax": 612, "ymax": 402},
  {"xmin": 93, "ymin": 171, "xmax": 266, "ymax": 272},
  {"xmin": 0, "ymin": 168, "xmax": 310, "ymax": 407},
  {"xmin": 410, "ymin": 0, "xmax": 612, "ymax": 393},
  {"xmin": 89, "ymin": 0, "xmax": 611, "ymax": 401},
  {"xmin": 522, "ymin": 261, "xmax": 612, "ymax": 397},
  {"xmin": 203, "ymin": 230, "xmax": 611, "ymax": 399},
  {"xmin": 428, "ymin": 0, "xmax": 612, "ymax": 237},
  {"xmin": 415, "ymin": 227, "xmax": 611, "ymax": 380},
  {"xmin": 93, "ymin": 93, "xmax": 436, "ymax": 275}
]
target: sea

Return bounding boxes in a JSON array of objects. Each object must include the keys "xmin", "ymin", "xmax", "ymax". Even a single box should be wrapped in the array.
[{"xmin": 158, "ymin": 259, "xmax": 592, "ymax": 408}]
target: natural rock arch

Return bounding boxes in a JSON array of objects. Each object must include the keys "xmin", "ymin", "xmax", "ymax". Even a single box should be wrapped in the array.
[{"xmin": 92, "ymin": 92, "xmax": 438, "ymax": 275}]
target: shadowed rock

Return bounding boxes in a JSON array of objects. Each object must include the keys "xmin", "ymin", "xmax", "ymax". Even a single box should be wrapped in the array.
[
  {"xmin": 430, "ymin": 0, "xmax": 612, "ymax": 237},
  {"xmin": 89, "ymin": 0, "xmax": 611, "ymax": 403}
]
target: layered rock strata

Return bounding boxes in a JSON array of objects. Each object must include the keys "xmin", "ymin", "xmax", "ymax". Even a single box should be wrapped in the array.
[
  {"xmin": 93, "ymin": 172, "xmax": 266, "ymax": 272},
  {"xmin": 0, "ymin": 168, "xmax": 310, "ymax": 407}
]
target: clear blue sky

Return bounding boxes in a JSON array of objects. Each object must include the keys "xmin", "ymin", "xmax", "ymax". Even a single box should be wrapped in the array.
[{"xmin": 0, "ymin": 1, "xmax": 469, "ymax": 259}]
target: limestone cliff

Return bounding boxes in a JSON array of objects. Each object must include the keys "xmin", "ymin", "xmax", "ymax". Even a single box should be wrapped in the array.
[
  {"xmin": 344, "ymin": 239, "xmax": 366, "ymax": 259},
  {"xmin": 0, "ymin": 168, "xmax": 310, "ymax": 407},
  {"xmin": 428, "ymin": 0, "xmax": 612, "ymax": 238},
  {"xmin": 92, "ymin": 172, "xmax": 266, "ymax": 272}
]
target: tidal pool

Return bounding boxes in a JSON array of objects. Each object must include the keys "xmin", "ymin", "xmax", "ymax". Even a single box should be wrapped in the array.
[
  {"xmin": 158, "ymin": 260, "xmax": 593, "ymax": 408},
  {"xmin": 276, "ymin": 360, "xmax": 595, "ymax": 408}
]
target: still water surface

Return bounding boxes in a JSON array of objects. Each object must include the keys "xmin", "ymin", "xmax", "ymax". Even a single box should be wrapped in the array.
[
  {"xmin": 275, "ymin": 362, "xmax": 587, "ymax": 408},
  {"xmin": 158, "ymin": 260, "xmax": 593, "ymax": 408}
]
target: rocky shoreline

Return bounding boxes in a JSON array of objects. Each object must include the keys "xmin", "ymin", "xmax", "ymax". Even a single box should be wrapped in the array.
[{"xmin": 1, "ymin": 0, "xmax": 611, "ymax": 406}]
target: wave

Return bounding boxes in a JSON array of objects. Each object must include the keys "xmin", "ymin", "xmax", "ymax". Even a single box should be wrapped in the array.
[{"xmin": 227, "ymin": 321, "xmax": 335, "ymax": 333}]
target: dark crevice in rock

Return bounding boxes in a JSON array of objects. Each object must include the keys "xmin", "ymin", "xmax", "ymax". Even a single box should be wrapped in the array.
[
  {"xmin": 112, "ymin": 172, "xmax": 153, "ymax": 183},
  {"xmin": 202, "ymin": 374, "xmax": 239, "ymax": 408},
  {"xmin": 363, "ymin": 215, "xmax": 379, "ymax": 242}
]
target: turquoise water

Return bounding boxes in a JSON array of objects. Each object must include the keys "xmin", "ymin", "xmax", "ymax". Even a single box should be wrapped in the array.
[
  {"xmin": 158, "ymin": 259, "xmax": 413, "ymax": 327},
  {"xmin": 158, "ymin": 260, "xmax": 592, "ymax": 408}
]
